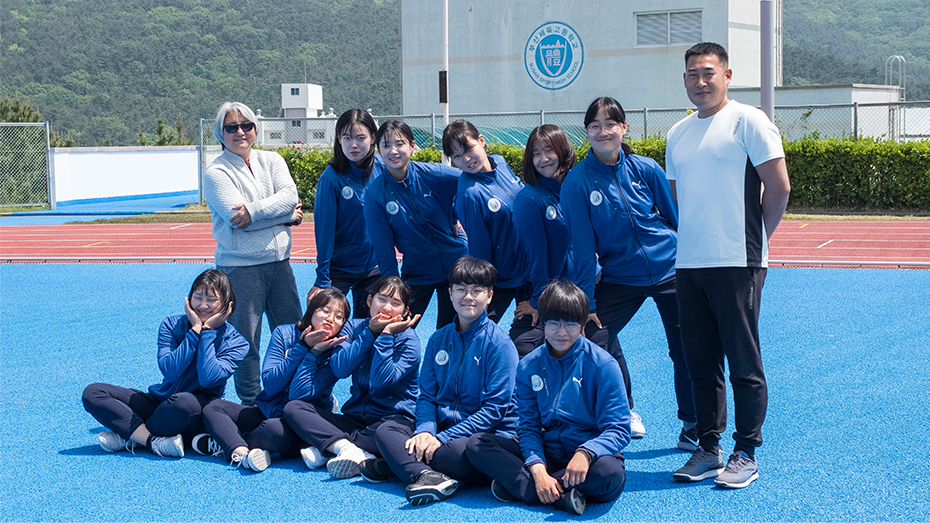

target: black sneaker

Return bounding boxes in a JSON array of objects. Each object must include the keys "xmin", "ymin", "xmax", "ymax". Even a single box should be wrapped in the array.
[
  {"xmin": 672, "ymin": 448, "xmax": 724, "ymax": 482},
  {"xmin": 677, "ymin": 426, "xmax": 699, "ymax": 452},
  {"xmin": 404, "ymin": 470, "xmax": 459, "ymax": 506},
  {"xmin": 192, "ymin": 433, "xmax": 224, "ymax": 457},
  {"xmin": 490, "ymin": 479, "xmax": 519, "ymax": 503},
  {"xmin": 359, "ymin": 458, "xmax": 392, "ymax": 484},
  {"xmin": 553, "ymin": 488, "xmax": 586, "ymax": 515}
]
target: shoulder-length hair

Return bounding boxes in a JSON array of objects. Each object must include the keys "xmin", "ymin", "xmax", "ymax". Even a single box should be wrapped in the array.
[
  {"xmin": 213, "ymin": 102, "xmax": 258, "ymax": 148},
  {"xmin": 376, "ymin": 120, "xmax": 417, "ymax": 150},
  {"xmin": 441, "ymin": 120, "xmax": 483, "ymax": 157},
  {"xmin": 330, "ymin": 109, "xmax": 378, "ymax": 176},
  {"xmin": 295, "ymin": 287, "xmax": 351, "ymax": 332},
  {"xmin": 522, "ymin": 124, "xmax": 576, "ymax": 185},
  {"xmin": 583, "ymin": 97, "xmax": 634, "ymax": 155},
  {"xmin": 188, "ymin": 269, "xmax": 236, "ymax": 315}
]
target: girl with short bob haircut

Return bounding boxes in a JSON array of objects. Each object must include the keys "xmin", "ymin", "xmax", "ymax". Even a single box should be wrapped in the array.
[
  {"xmin": 311, "ymin": 109, "xmax": 382, "ymax": 318},
  {"xmin": 562, "ymin": 96, "xmax": 695, "ymax": 449},
  {"xmin": 466, "ymin": 280, "xmax": 630, "ymax": 515},
  {"xmin": 82, "ymin": 269, "xmax": 248, "ymax": 459},
  {"xmin": 196, "ymin": 287, "xmax": 350, "ymax": 472},
  {"xmin": 364, "ymin": 120, "xmax": 466, "ymax": 328},
  {"xmin": 283, "ymin": 276, "xmax": 422, "ymax": 479},
  {"xmin": 442, "ymin": 120, "xmax": 537, "ymax": 355}
]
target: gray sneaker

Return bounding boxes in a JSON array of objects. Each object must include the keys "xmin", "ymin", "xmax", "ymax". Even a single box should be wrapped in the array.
[
  {"xmin": 672, "ymin": 448, "xmax": 723, "ymax": 482},
  {"xmin": 714, "ymin": 451, "xmax": 759, "ymax": 488}
]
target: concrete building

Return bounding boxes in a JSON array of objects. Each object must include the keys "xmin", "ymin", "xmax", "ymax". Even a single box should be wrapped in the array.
[{"xmin": 400, "ymin": 0, "xmax": 769, "ymax": 114}]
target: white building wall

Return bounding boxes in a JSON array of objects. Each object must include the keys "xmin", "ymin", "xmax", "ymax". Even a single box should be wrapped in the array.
[{"xmin": 401, "ymin": 0, "xmax": 762, "ymax": 114}]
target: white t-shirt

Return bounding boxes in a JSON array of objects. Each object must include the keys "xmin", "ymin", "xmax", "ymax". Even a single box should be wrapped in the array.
[{"xmin": 666, "ymin": 100, "xmax": 784, "ymax": 269}]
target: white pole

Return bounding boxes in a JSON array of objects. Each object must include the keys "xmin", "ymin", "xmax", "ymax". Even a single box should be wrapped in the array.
[
  {"xmin": 760, "ymin": 0, "xmax": 776, "ymax": 121},
  {"xmin": 443, "ymin": 0, "xmax": 449, "ymax": 128}
]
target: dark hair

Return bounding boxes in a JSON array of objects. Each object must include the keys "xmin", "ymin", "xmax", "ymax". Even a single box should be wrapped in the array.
[
  {"xmin": 685, "ymin": 42, "xmax": 729, "ymax": 68},
  {"xmin": 376, "ymin": 120, "xmax": 416, "ymax": 150},
  {"xmin": 537, "ymin": 280, "xmax": 588, "ymax": 325},
  {"xmin": 330, "ymin": 109, "xmax": 378, "ymax": 176},
  {"xmin": 296, "ymin": 287, "xmax": 350, "ymax": 332},
  {"xmin": 448, "ymin": 256, "xmax": 497, "ymax": 289},
  {"xmin": 522, "ymin": 124, "xmax": 576, "ymax": 185},
  {"xmin": 188, "ymin": 269, "xmax": 236, "ymax": 315},
  {"xmin": 441, "ymin": 120, "xmax": 484, "ymax": 157},
  {"xmin": 584, "ymin": 97, "xmax": 634, "ymax": 155},
  {"xmin": 370, "ymin": 275, "xmax": 412, "ymax": 309}
]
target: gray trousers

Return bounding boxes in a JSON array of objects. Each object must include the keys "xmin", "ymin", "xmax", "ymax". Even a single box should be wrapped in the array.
[{"xmin": 219, "ymin": 260, "xmax": 302, "ymax": 405}]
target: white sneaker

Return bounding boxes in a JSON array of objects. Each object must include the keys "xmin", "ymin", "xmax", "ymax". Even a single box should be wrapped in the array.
[
  {"xmin": 232, "ymin": 448, "xmax": 271, "ymax": 472},
  {"xmin": 300, "ymin": 446, "xmax": 328, "ymax": 470},
  {"xmin": 326, "ymin": 444, "xmax": 376, "ymax": 479},
  {"xmin": 630, "ymin": 412, "xmax": 646, "ymax": 439},
  {"xmin": 98, "ymin": 431, "xmax": 136, "ymax": 453},
  {"xmin": 150, "ymin": 434, "xmax": 184, "ymax": 458}
]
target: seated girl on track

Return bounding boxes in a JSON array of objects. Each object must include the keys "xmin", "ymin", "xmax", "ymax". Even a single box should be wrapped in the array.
[
  {"xmin": 82, "ymin": 269, "xmax": 248, "ymax": 458},
  {"xmin": 283, "ymin": 276, "xmax": 421, "ymax": 479},
  {"xmin": 194, "ymin": 287, "xmax": 350, "ymax": 472}
]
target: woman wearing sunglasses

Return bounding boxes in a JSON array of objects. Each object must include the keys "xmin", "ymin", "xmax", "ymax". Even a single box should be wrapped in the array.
[{"xmin": 203, "ymin": 101, "xmax": 304, "ymax": 407}]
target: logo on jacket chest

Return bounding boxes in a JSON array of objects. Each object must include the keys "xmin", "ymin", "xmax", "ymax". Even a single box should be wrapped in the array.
[
  {"xmin": 342, "ymin": 186, "xmax": 355, "ymax": 200},
  {"xmin": 531, "ymin": 374, "xmax": 544, "ymax": 392},
  {"xmin": 487, "ymin": 198, "xmax": 502, "ymax": 212},
  {"xmin": 590, "ymin": 191, "xmax": 604, "ymax": 206},
  {"xmin": 546, "ymin": 205, "xmax": 558, "ymax": 220},
  {"xmin": 435, "ymin": 350, "xmax": 450, "ymax": 365},
  {"xmin": 386, "ymin": 201, "xmax": 400, "ymax": 215}
]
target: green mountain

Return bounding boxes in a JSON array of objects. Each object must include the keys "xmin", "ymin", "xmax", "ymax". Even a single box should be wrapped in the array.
[
  {"xmin": 2, "ymin": 0, "xmax": 928, "ymax": 145},
  {"xmin": 782, "ymin": 0, "xmax": 930, "ymax": 99},
  {"xmin": 1, "ymin": 0, "xmax": 401, "ymax": 145}
]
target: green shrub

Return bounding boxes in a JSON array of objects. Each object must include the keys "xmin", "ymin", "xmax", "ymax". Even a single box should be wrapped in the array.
[{"xmin": 273, "ymin": 137, "xmax": 930, "ymax": 213}]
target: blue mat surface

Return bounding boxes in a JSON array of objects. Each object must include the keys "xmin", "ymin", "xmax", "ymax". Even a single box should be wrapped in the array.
[
  {"xmin": 0, "ymin": 192, "xmax": 199, "ymax": 225},
  {"xmin": 1, "ymin": 264, "xmax": 928, "ymax": 522}
]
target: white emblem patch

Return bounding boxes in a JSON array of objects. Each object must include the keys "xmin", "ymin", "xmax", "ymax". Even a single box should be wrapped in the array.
[
  {"xmin": 589, "ymin": 191, "xmax": 603, "ymax": 206},
  {"xmin": 488, "ymin": 198, "xmax": 502, "ymax": 212},
  {"xmin": 435, "ymin": 350, "xmax": 449, "ymax": 366},
  {"xmin": 545, "ymin": 205, "xmax": 558, "ymax": 220},
  {"xmin": 531, "ymin": 375, "xmax": 544, "ymax": 392},
  {"xmin": 386, "ymin": 201, "xmax": 399, "ymax": 215},
  {"xmin": 341, "ymin": 186, "xmax": 354, "ymax": 200}
]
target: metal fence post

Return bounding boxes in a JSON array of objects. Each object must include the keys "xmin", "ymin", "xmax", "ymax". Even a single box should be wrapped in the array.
[
  {"xmin": 431, "ymin": 114, "xmax": 436, "ymax": 148},
  {"xmin": 643, "ymin": 108, "xmax": 648, "ymax": 139},
  {"xmin": 46, "ymin": 121, "xmax": 55, "ymax": 210},
  {"xmin": 540, "ymin": 110, "xmax": 545, "ymax": 126},
  {"xmin": 199, "ymin": 118, "xmax": 205, "ymax": 204},
  {"xmin": 853, "ymin": 102, "xmax": 858, "ymax": 139}
]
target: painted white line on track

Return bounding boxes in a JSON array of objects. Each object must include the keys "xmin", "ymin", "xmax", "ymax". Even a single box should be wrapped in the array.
[
  {"xmin": 170, "ymin": 223, "xmax": 193, "ymax": 230},
  {"xmin": 815, "ymin": 240, "xmax": 834, "ymax": 249}
]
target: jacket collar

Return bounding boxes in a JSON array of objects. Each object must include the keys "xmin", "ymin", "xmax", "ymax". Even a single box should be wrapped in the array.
[{"xmin": 584, "ymin": 148, "xmax": 627, "ymax": 176}]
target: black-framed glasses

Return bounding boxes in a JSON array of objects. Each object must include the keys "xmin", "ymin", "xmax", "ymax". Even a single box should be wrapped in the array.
[{"xmin": 223, "ymin": 122, "xmax": 255, "ymax": 134}]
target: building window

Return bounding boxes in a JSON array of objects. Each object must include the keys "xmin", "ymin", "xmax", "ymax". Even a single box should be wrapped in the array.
[
  {"xmin": 311, "ymin": 130, "xmax": 325, "ymax": 140},
  {"xmin": 270, "ymin": 132, "xmax": 282, "ymax": 140},
  {"xmin": 636, "ymin": 11, "xmax": 702, "ymax": 46},
  {"xmin": 290, "ymin": 88, "xmax": 299, "ymax": 95},
  {"xmin": 291, "ymin": 121, "xmax": 302, "ymax": 128}
]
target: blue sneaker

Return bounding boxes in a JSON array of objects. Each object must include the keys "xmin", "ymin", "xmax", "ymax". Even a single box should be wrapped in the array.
[
  {"xmin": 672, "ymin": 448, "xmax": 723, "ymax": 481},
  {"xmin": 714, "ymin": 451, "xmax": 759, "ymax": 488}
]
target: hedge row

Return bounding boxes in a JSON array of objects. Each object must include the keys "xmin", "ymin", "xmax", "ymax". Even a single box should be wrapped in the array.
[{"xmin": 276, "ymin": 137, "xmax": 930, "ymax": 213}]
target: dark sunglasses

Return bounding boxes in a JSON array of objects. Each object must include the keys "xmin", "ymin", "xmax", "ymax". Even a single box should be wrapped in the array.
[{"xmin": 223, "ymin": 121, "xmax": 255, "ymax": 134}]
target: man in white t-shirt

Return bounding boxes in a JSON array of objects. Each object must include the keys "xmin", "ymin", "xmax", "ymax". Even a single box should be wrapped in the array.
[{"xmin": 665, "ymin": 42, "xmax": 790, "ymax": 489}]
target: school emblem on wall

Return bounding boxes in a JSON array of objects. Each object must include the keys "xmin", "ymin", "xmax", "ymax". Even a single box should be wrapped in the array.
[{"xmin": 524, "ymin": 22, "xmax": 583, "ymax": 90}]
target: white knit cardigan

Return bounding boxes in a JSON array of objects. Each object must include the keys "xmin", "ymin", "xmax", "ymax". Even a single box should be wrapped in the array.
[{"xmin": 203, "ymin": 149, "xmax": 299, "ymax": 267}]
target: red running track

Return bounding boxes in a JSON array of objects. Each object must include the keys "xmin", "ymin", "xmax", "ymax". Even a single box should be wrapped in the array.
[{"xmin": 1, "ymin": 220, "xmax": 929, "ymax": 268}]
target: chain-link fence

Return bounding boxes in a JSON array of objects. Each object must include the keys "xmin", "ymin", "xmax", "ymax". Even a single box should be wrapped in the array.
[{"xmin": 0, "ymin": 122, "xmax": 50, "ymax": 207}]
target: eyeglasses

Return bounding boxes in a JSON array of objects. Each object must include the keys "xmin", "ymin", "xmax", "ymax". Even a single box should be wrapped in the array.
[
  {"xmin": 223, "ymin": 122, "xmax": 256, "ymax": 134},
  {"xmin": 451, "ymin": 286, "xmax": 489, "ymax": 300},
  {"xmin": 543, "ymin": 319, "xmax": 582, "ymax": 331},
  {"xmin": 585, "ymin": 122, "xmax": 622, "ymax": 134}
]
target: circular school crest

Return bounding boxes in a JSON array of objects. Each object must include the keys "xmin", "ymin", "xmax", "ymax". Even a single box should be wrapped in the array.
[
  {"xmin": 435, "ymin": 350, "xmax": 450, "ymax": 366},
  {"xmin": 590, "ymin": 191, "xmax": 603, "ymax": 206},
  {"xmin": 545, "ymin": 205, "xmax": 558, "ymax": 220},
  {"xmin": 531, "ymin": 375, "xmax": 544, "ymax": 392},
  {"xmin": 386, "ymin": 201, "xmax": 399, "ymax": 215},
  {"xmin": 524, "ymin": 22, "xmax": 584, "ymax": 90},
  {"xmin": 341, "ymin": 186, "xmax": 354, "ymax": 200},
  {"xmin": 487, "ymin": 198, "xmax": 502, "ymax": 213}
]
